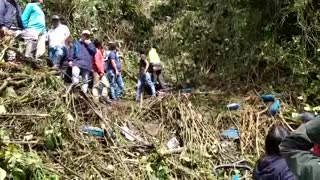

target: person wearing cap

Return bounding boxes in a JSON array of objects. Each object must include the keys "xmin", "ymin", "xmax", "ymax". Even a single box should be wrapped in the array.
[
  {"xmin": 0, "ymin": 0, "xmax": 23, "ymax": 63},
  {"xmin": 20, "ymin": 0, "xmax": 46, "ymax": 59},
  {"xmin": 68, "ymin": 30, "xmax": 96, "ymax": 93},
  {"xmin": 47, "ymin": 15, "xmax": 70, "ymax": 69},
  {"xmin": 106, "ymin": 41, "xmax": 124, "ymax": 100}
]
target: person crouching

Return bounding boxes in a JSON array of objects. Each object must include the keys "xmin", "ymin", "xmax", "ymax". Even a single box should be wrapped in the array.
[
  {"xmin": 135, "ymin": 49, "xmax": 156, "ymax": 102},
  {"xmin": 68, "ymin": 30, "xmax": 96, "ymax": 93}
]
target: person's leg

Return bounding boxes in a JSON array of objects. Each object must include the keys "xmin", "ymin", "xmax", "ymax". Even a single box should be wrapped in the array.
[
  {"xmin": 157, "ymin": 70, "xmax": 166, "ymax": 89},
  {"xmin": 80, "ymin": 68, "xmax": 90, "ymax": 93},
  {"xmin": 35, "ymin": 33, "xmax": 46, "ymax": 59},
  {"xmin": 24, "ymin": 39, "xmax": 37, "ymax": 58},
  {"xmin": 48, "ymin": 47, "xmax": 56, "ymax": 64},
  {"xmin": 53, "ymin": 46, "xmax": 65, "ymax": 67},
  {"xmin": 72, "ymin": 66, "xmax": 81, "ymax": 84},
  {"xmin": 115, "ymin": 73, "xmax": 124, "ymax": 98},
  {"xmin": 20, "ymin": 29, "xmax": 39, "ymax": 58},
  {"xmin": 135, "ymin": 74, "xmax": 144, "ymax": 101},
  {"xmin": 145, "ymin": 72, "xmax": 156, "ymax": 97},
  {"xmin": 107, "ymin": 71, "xmax": 116, "ymax": 100},
  {"xmin": 100, "ymin": 75, "xmax": 110, "ymax": 97},
  {"xmin": 92, "ymin": 72, "xmax": 100, "ymax": 97}
]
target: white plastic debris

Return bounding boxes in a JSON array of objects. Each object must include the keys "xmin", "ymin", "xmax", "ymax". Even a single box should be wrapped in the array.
[{"xmin": 167, "ymin": 137, "xmax": 180, "ymax": 150}]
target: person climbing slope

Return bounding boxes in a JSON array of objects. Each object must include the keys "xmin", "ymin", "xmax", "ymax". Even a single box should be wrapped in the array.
[
  {"xmin": 47, "ymin": 15, "xmax": 70, "ymax": 69},
  {"xmin": 148, "ymin": 45, "xmax": 167, "ymax": 90},
  {"xmin": 135, "ymin": 49, "xmax": 156, "ymax": 102},
  {"xmin": 0, "ymin": 0, "xmax": 23, "ymax": 63},
  {"xmin": 92, "ymin": 39, "xmax": 110, "ymax": 103},
  {"xmin": 68, "ymin": 30, "xmax": 96, "ymax": 93},
  {"xmin": 21, "ymin": 0, "xmax": 46, "ymax": 59},
  {"xmin": 106, "ymin": 41, "xmax": 124, "ymax": 100},
  {"xmin": 253, "ymin": 125, "xmax": 296, "ymax": 180},
  {"xmin": 280, "ymin": 117, "xmax": 320, "ymax": 179}
]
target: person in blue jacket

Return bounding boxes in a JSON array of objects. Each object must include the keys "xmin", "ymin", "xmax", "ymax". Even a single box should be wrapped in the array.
[
  {"xmin": 20, "ymin": 0, "xmax": 46, "ymax": 59},
  {"xmin": 253, "ymin": 125, "xmax": 296, "ymax": 180},
  {"xmin": 0, "ymin": 0, "xmax": 23, "ymax": 63},
  {"xmin": 68, "ymin": 30, "xmax": 96, "ymax": 93}
]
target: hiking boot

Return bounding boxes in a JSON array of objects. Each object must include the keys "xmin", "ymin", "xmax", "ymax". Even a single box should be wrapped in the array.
[{"xmin": 100, "ymin": 96, "xmax": 112, "ymax": 104}]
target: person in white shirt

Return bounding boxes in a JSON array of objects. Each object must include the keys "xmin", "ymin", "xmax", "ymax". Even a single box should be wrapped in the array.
[{"xmin": 47, "ymin": 15, "xmax": 70, "ymax": 69}]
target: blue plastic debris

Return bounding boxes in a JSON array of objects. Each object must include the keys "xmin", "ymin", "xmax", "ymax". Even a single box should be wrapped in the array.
[
  {"xmin": 82, "ymin": 125, "xmax": 105, "ymax": 137},
  {"xmin": 269, "ymin": 100, "xmax": 281, "ymax": 116},
  {"xmin": 261, "ymin": 94, "xmax": 276, "ymax": 102},
  {"xmin": 232, "ymin": 175, "xmax": 240, "ymax": 180},
  {"xmin": 181, "ymin": 88, "xmax": 192, "ymax": 93},
  {"xmin": 227, "ymin": 103, "xmax": 241, "ymax": 111},
  {"xmin": 221, "ymin": 128, "xmax": 240, "ymax": 139}
]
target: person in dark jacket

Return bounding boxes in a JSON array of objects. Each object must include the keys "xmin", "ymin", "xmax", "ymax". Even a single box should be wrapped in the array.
[
  {"xmin": 68, "ymin": 30, "xmax": 96, "ymax": 93},
  {"xmin": 253, "ymin": 125, "xmax": 296, "ymax": 180},
  {"xmin": 0, "ymin": 0, "xmax": 23, "ymax": 62},
  {"xmin": 280, "ymin": 117, "xmax": 320, "ymax": 180}
]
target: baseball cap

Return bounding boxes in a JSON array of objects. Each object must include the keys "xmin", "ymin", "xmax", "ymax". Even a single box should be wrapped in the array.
[
  {"xmin": 81, "ymin": 30, "xmax": 91, "ymax": 35},
  {"xmin": 52, "ymin": 15, "xmax": 60, "ymax": 20}
]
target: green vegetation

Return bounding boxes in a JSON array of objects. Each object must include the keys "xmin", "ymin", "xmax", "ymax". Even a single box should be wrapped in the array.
[{"xmin": 0, "ymin": 0, "xmax": 320, "ymax": 179}]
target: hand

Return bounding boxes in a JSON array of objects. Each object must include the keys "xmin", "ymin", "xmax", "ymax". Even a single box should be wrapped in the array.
[
  {"xmin": 99, "ymin": 73, "xmax": 104, "ymax": 79},
  {"xmin": 68, "ymin": 61, "xmax": 73, "ymax": 67},
  {"xmin": 115, "ymin": 70, "xmax": 120, "ymax": 76},
  {"xmin": 84, "ymin": 39, "xmax": 91, "ymax": 44},
  {"xmin": 0, "ymin": 26, "xmax": 8, "ymax": 36}
]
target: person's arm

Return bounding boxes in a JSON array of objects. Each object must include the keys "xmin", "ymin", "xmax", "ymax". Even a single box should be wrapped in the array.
[
  {"xmin": 109, "ymin": 52, "xmax": 118, "ymax": 74},
  {"xmin": 21, "ymin": 4, "xmax": 33, "ymax": 29},
  {"xmin": 280, "ymin": 119, "xmax": 320, "ymax": 179},
  {"xmin": 94, "ymin": 50, "xmax": 104, "ymax": 75},
  {"xmin": 64, "ymin": 26, "xmax": 71, "ymax": 41},
  {"xmin": 67, "ymin": 42, "xmax": 76, "ymax": 66},
  {"xmin": 85, "ymin": 42, "xmax": 96, "ymax": 56},
  {"xmin": 144, "ymin": 59, "xmax": 149, "ymax": 73}
]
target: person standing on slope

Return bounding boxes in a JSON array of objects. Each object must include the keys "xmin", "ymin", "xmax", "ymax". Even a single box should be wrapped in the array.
[
  {"xmin": 92, "ymin": 39, "xmax": 111, "ymax": 103},
  {"xmin": 47, "ymin": 15, "xmax": 70, "ymax": 69},
  {"xmin": 148, "ymin": 45, "xmax": 167, "ymax": 90},
  {"xmin": 106, "ymin": 42, "xmax": 124, "ymax": 100},
  {"xmin": 0, "ymin": 0, "xmax": 23, "ymax": 63},
  {"xmin": 68, "ymin": 30, "xmax": 96, "ymax": 93},
  {"xmin": 21, "ymin": 0, "xmax": 46, "ymax": 59}
]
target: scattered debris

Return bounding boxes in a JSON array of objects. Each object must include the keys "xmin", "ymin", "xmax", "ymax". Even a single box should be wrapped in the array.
[
  {"xmin": 82, "ymin": 125, "xmax": 105, "ymax": 137},
  {"xmin": 181, "ymin": 88, "xmax": 192, "ymax": 93},
  {"xmin": 144, "ymin": 122, "xmax": 161, "ymax": 136},
  {"xmin": 261, "ymin": 94, "xmax": 276, "ymax": 102},
  {"xmin": 221, "ymin": 128, "xmax": 240, "ymax": 139},
  {"xmin": 106, "ymin": 165, "xmax": 115, "ymax": 171},
  {"xmin": 167, "ymin": 137, "xmax": 180, "ymax": 150},
  {"xmin": 121, "ymin": 126, "xmax": 136, "ymax": 141},
  {"xmin": 269, "ymin": 100, "xmax": 280, "ymax": 116},
  {"xmin": 0, "ymin": 105, "xmax": 6, "ymax": 114},
  {"xmin": 227, "ymin": 103, "xmax": 241, "ymax": 111}
]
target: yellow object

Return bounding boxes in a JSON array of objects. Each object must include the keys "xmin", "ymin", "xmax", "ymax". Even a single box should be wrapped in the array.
[{"xmin": 148, "ymin": 48, "xmax": 161, "ymax": 63}]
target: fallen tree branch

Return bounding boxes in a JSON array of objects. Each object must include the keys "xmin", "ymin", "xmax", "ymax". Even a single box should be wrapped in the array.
[{"xmin": 0, "ymin": 113, "xmax": 50, "ymax": 117}]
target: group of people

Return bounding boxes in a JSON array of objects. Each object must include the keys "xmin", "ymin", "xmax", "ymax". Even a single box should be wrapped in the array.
[
  {"xmin": 0, "ymin": 0, "xmax": 168, "ymax": 102},
  {"xmin": 254, "ymin": 116, "xmax": 320, "ymax": 180}
]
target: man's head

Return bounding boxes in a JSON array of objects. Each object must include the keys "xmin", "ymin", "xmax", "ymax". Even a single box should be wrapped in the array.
[
  {"xmin": 52, "ymin": 15, "xmax": 60, "ymax": 28},
  {"xmin": 81, "ymin": 30, "xmax": 91, "ymax": 40},
  {"xmin": 108, "ymin": 41, "xmax": 117, "ymax": 51},
  {"xmin": 265, "ymin": 125, "xmax": 290, "ymax": 155},
  {"xmin": 94, "ymin": 39, "xmax": 103, "ymax": 49}
]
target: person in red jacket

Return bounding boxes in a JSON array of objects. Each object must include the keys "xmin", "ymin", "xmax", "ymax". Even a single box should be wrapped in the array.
[{"xmin": 92, "ymin": 40, "xmax": 110, "ymax": 102}]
